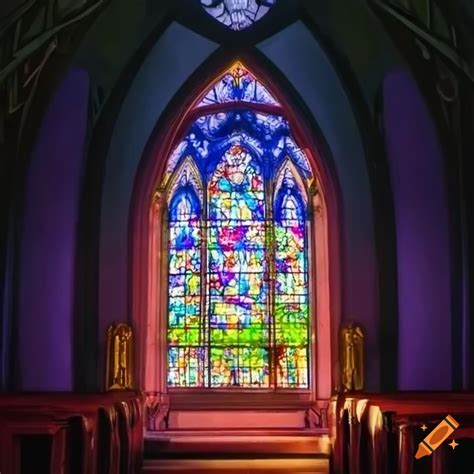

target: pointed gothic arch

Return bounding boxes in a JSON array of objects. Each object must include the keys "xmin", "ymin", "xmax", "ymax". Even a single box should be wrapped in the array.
[{"xmin": 131, "ymin": 57, "xmax": 341, "ymax": 428}]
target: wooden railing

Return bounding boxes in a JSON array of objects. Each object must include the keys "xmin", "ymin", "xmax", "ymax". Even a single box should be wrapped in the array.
[
  {"xmin": 330, "ymin": 392, "xmax": 474, "ymax": 474},
  {"xmin": 0, "ymin": 391, "xmax": 143, "ymax": 474}
]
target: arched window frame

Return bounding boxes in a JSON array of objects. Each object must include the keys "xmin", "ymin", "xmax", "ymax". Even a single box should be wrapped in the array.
[{"xmin": 131, "ymin": 58, "xmax": 340, "ymax": 413}]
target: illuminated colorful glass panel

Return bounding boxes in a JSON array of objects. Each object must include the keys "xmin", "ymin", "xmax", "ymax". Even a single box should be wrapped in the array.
[
  {"xmin": 165, "ymin": 64, "xmax": 312, "ymax": 389},
  {"xmin": 207, "ymin": 145, "xmax": 269, "ymax": 387},
  {"xmin": 167, "ymin": 170, "xmax": 204, "ymax": 387},
  {"xmin": 274, "ymin": 167, "xmax": 309, "ymax": 388}
]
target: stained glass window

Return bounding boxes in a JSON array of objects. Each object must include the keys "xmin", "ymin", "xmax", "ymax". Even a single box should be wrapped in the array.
[
  {"xmin": 200, "ymin": 0, "xmax": 276, "ymax": 31},
  {"xmin": 164, "ymin": 64, "xmax": 313, "ymax": 389}
]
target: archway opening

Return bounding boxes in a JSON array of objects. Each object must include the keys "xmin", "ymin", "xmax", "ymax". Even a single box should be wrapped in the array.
[{"xmin": 131, "ymin": 59, "xmax": 339, "ymax": 431}]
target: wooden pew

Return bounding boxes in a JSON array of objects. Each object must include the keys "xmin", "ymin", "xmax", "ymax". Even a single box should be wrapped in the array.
[
  {"xmin": 331, "ymin": 392, "xmax": 474, "ymax": 474},
  {"xmin": 329, "ymin": 393, "xmax": 362, "ymax": 474},
  {"xmin": 0, "ymin": 392, "xmax": 143, "ymax": 474}
]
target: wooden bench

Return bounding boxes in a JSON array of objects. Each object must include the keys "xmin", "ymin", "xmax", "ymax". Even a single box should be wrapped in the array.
[
  {"xmin": 330, "ymin": 392, "xmax": 474, "ymax": 474},
  {"xmin": 0, "ymin": 392, "xmax": 143, "ymax": 474}
]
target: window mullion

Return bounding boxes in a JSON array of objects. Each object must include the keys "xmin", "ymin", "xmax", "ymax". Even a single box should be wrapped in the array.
[
  {"xmin": 200, "ymin": 190, "xmax": 209, "ymax": 388},
  {"xmin": 265, "ymin": 177, "xmax": 276, "ymax": 390}
]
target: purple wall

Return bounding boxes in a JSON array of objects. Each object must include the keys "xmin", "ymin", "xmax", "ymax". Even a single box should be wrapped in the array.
[
  {"xmin": 384, "ymin": 69, "xmax": 452, "ymax": 390},
  {"xmin": 17, "ymin": 67, "xmax": 89, "ymax": 391}
]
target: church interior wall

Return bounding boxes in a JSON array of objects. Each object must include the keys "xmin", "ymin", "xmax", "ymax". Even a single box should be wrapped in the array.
[
  {"xmin": 16, "ymin": 67, "xmax": 90, "ymax": 390},
  {"xmin": 383, "ymin": 69, "xmax": 453, "ymax": 390},
  {"xmin": 0, "ymin": 0, "xmax": 467, "ymax": 395}
]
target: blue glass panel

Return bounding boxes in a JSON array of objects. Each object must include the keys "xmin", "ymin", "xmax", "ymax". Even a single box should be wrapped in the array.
[
  {"xmin": 198, "ymin": 62, "xmax": 279, "ymax": 104},
  {"xmin": 168, "ymin": 185, "xmax": 201, "ymax": 223}
]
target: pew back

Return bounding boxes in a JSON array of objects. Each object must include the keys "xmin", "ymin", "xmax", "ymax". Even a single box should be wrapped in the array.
[{"xmin": 0, "ymin": 392, "xmax": 143, "ymax": 474}]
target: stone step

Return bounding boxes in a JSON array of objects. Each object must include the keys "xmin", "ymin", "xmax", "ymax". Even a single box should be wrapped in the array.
[
  {"xmin": 145, "ymin": 430, "xmax": 331, "ymax": 456},
  {"xmin": 142, "ymin": 457, "xmax": 330, "ymax": 473}
]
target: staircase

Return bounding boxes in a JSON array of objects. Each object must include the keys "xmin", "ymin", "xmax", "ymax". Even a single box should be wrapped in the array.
[{"xmin": 142, "ymin": 430, "xmax": 331, "ymax": 473}]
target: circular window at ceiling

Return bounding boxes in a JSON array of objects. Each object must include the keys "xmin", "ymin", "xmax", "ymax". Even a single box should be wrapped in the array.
[{"xmin": 200, "ymin": 0, "xmax": 277, "ymax": 31}]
